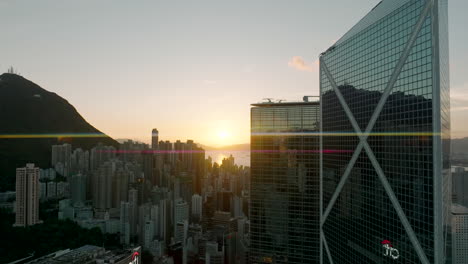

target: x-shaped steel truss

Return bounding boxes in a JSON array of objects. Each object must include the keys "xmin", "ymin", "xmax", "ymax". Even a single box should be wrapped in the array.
[{"xmin": 320, "ymin": 1, "xmax": 434, "ymax": 263}]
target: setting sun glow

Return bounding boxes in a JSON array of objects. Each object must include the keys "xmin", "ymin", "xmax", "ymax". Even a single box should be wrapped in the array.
[{"xmin": 218, "ymin": 130, "xmax": 230, "ymax": 140}]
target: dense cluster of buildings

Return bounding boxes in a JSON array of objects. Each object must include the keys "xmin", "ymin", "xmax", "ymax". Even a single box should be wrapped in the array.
[{"xmin": 11, "ymin": 129, "xmax": 250, "ymax": 263}]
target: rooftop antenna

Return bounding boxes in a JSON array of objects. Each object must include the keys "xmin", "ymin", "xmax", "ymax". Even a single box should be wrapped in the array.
[
  {"xmin": 262, "ymin": 98, "xmax": 274, "ymax": 103},
  {"xmin": 277, "ymin": 99, "xmax": 286, "ymax": 103},
  {"xmin": 303, "ymin": 96, "xmax": 319, "ymax": 102},
  {"xmin": 6, "ymin": 66, "xmax": 20, "ymax": 75}
]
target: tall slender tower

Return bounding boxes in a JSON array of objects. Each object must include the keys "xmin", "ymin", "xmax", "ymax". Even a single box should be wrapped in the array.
[
  {"xmin": 14, "ymin": 163, "xmax": 42, "ymax": 227},
  {"xmin": 320, "ymin": 0, "xmax": 450, "ymax": 263},
  {"xmin": 152, "ymin": 129, "xmax": 159, "ymax": 150}
]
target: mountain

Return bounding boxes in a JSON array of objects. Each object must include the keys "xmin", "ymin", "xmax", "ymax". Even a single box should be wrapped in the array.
[{"xmin": 0, "ymin": 73, "xmax": 119, "ymax": 191}]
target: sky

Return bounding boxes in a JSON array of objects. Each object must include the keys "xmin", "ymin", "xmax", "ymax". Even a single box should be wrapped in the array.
[{"xmin": 1, "ymin": 0, "xmax": 467, "ymax": 146}]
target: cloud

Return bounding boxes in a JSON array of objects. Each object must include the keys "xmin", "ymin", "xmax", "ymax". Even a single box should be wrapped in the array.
[{"xmin": 288, "ymin": 56, "xmax": 318, "ymax": 72}]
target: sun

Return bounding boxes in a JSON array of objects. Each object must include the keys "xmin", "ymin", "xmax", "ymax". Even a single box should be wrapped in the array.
[
  {"xmin": 213, "ymin": 120, "xmax": 234, "ymax": 145},
  {"xmin": 218, "ymin": 130, "xmax": 230, "ymax": 140}
]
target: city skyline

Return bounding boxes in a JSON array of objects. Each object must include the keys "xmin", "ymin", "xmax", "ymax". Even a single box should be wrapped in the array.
[{"xmin": 1, "ymin": 0, "xmax": 468, "ymax": 146}]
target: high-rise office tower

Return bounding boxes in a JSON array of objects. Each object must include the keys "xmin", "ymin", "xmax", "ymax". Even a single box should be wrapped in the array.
[
  {"xmin": 152, "ymin": 129, "xmax": 159, "ymax": 150},
  {"xmin": 250, "ymin": 99, "xmax": 320, "ymax": 263},
  {"xmin": 14, "ymin": 163, "xmax": 42, "ymax": 227},
  {"xmin": 320, "ymin": 1, "xmax": 450, "ymax": 263}
]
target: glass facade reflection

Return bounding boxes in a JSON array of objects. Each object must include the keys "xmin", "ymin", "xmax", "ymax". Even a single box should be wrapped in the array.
[
  {"xmin": 250, "ymin": 101, "xmax": 320, "ymax": 264},
  {"xmin": 320, "ymin": 0, "xmax": 450, "ymax": 263}
]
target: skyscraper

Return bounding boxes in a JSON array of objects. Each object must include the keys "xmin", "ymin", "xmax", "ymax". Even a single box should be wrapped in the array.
[
  {"xmin": 192, "ymin": 144, "xmax": 205, "ymax": 195},
  {"xmin": 128, "ymin": 188, "xmax": 139, "ymax": 237},
  {"xmin": 250, "ymin": 99, "xmax": 320, "ymax": 263},
  {"xmin": 320, "ymin": 0, "xmax": 450, "ymax": 263},
  {"xmin": 452, "ymin": 167, "xmax": 468, "ymax": 207},
  {"xmin": 144, "ymin": 220, "xmax": 155, "ymax": 249},
  {"xmin": 14, "ymin": 163, "xmax": 42, "ymax": 227},
  {"xmin": 159, "ymin": 198, "xmax": 172, "ymax": 243},
  {"xmin": 51, "ymin": 143, "xmax": 72, "ymax": 176},
  {"xmin": 152, "ymin": 128, "xmax": 159, "ymax": 150},
  {"xmin": 174, "ymin": 198, "xmax": 189, "ymax": 236},
  {"xmin": 120, "ymin": 201, "xmax": 131, "ymax": 244},
  {"xmin": 92, "ymin": 161, "xmax": 113, "ymax": 210},
  {"xmin": 451, "ymin": 204, "xmax": 468, "ymax": 264},
  {"xmin": 192, "ymin": 194, "xmax": 203, "ymax": 222}
]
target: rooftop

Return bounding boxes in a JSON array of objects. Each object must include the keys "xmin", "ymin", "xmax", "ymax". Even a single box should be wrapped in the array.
[
  {"xmin": 24, "ymin": 245, "xmax": 104, "ymax": 264},
  {"xmin": 251, "ymin": 96, "xmax": 319, "ymax": 107},
  {"xmin": 452, "ymin": 204, "xmax": 468, "ymax": 215}
]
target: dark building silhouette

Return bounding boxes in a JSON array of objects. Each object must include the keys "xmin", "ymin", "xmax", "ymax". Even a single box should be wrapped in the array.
[
  {"xmin": 151, "ymin": 128, "xmax": 159, "ymax": 150},
  {"xmin": 250, "ymin": 100, "xmax": 320, "ymax": 263}
]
